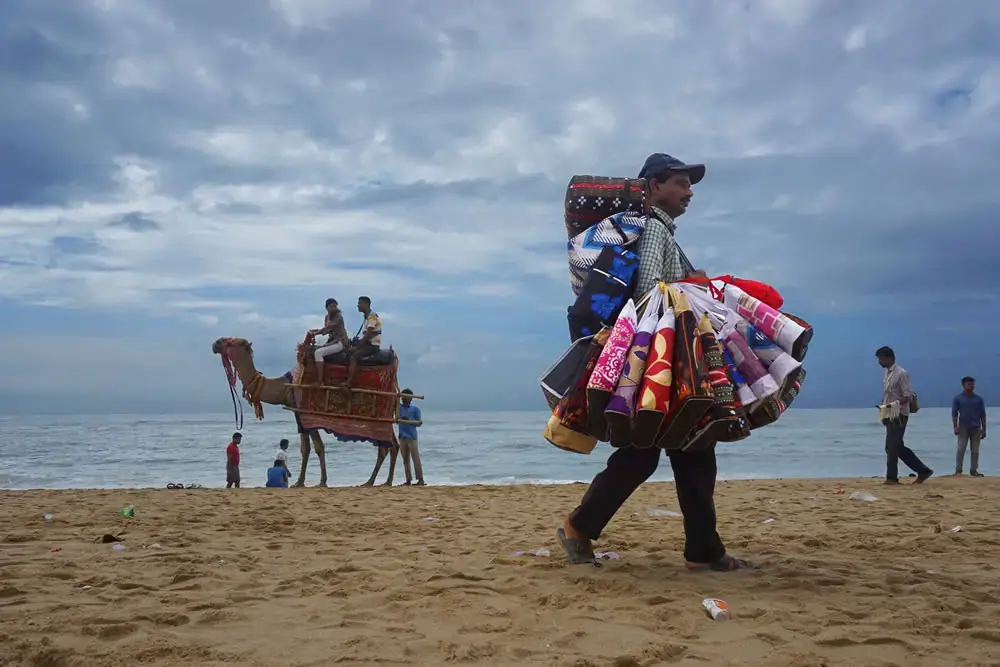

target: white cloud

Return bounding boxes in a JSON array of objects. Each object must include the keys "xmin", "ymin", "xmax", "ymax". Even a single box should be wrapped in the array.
[{"xmin": 2, "ymin": 0, "xmax": 1000, "ymax": 410}]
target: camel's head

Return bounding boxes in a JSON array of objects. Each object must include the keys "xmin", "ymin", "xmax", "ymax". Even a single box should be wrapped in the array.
[{"xmin": 212, "ymin": 337, "xmax": 253, "ymax": 356}]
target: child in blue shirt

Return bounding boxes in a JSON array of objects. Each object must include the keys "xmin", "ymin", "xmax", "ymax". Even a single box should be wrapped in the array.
[{"xmin": 265, "ymin": 459, "xmax": 290, "ymax": 488}]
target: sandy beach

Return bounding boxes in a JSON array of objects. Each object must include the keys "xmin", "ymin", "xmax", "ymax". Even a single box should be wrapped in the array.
[{"xmin": 2, "ymin": 477, "xmax": 999, "ymax": 667}]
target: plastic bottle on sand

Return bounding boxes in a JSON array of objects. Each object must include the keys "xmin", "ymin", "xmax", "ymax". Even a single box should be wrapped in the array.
[{"xmin": 702, "ymin": 598, "xmax": 730, "ymax": 621}]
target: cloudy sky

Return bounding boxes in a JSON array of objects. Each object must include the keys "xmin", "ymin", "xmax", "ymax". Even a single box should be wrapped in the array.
[{"xmin": 1, "ymin": 0, "xmax": 997, "ymax": 415}]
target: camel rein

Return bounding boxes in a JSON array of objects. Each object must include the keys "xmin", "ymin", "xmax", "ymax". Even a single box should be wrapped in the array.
[{"xmin": 219, "ymin": 342, "xmax": 266, "ymax": 428}]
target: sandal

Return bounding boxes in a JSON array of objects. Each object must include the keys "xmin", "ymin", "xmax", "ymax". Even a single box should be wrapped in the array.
[
  {"xmin": 166, "ymin": 483, "xmax": 181, "ymax": 490},
  {"xmin": 685, "ymin": 554, "xmax": 752, "ymax": 572},
  {"xmin": 556, "ymin": 527, "xmax": 599, "ymax": 566}
]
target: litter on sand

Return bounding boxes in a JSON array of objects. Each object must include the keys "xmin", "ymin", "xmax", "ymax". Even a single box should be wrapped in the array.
[
  {"xmin": 509, "ymin": 548, "xmax": 551, "ymax": 558},
  {"xmin": 950, "ymin": 525, "xmax": 963, "ymax": 533},
  {"xmin": 647, "ymin": 508, "xmax": 683, "ymax": 518},
  {"xmin": 762, "ymin": 518, "xmax": 776, "ymax": 524},
  {"xmin": 594, "ymin": 551, "xmax": 620, "ymax": 560},
  {"xmin": 848, "ymin": 491, "xmax": 878, "ymax": 502}
]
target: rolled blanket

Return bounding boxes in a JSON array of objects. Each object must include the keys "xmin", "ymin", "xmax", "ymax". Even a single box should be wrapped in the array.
[
  {"xmin": 605, "ymin": 288, "xmax": 663, "ymax": 447},
  {"xmin": 748, "ymin": 367, "xmax": 807, "ymax": 429},
  {"xmin": 684, "ymin": 315, "xmax": 748, "ymax": 450},
  {"xmin": 723, "ymin": 283, "xmax": 813, "ymax": 362},
  {"xmin": 723, "ymin": 346, "xmax": 758, "ymax": 411},
  {"xmin": 586, "ymin": 300, "xmax": 637, "ymax": 440},
  {"xmin": 632, "ymin": 301, "xmax": 677, "ymax": 449},
  {"xmin": 721, "ymin": 320, "xmax": 781, "ymax": 401},
  {"xmin": 656, "ymin": 288, "xmax": 715, "ymax": 451},
  {"xmin": 736, "ymin": 320, "xmax": 802, "ymax": 390}
]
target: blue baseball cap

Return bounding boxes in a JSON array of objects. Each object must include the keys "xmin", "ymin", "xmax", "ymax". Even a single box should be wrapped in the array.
[{"xmin": 638, "ymin": 153, "xmax": 705, "ymax": 184}]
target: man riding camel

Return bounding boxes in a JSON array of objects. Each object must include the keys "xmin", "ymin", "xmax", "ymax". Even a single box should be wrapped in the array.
[
  {"xmin": 309, "ymin": 297, "xmax": 350, "ymax": 385},
  {"xmin": 343, "ymin": 296, "xmax": 382, "ymax": 387}
]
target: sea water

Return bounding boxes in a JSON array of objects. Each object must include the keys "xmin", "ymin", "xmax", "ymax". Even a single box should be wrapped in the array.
[{"xmin": 0, "ymin": 408, "xmax": 977, "ymax": 490}]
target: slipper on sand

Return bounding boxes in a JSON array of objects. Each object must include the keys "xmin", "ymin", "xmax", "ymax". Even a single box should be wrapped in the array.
[
  {"xmin": 556, "ymin": 527, "xmax": 599, "ymax": 566},
  {"xmin": 685, "ymin": 554, "xmax": 753, "ymax": 572}
]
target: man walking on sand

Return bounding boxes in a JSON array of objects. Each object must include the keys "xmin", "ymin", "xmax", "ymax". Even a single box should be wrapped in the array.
[
  {"xmin": 952, "ymin": 376, "xmax": 987, "ymax": 477},
  {"xmin": 398, "ymin": 389, "xmax": 425, "ymax": 486},
  {"xmin": 557, "ymin": 153, "xmax": 749, "ymax": 572},
  {"xmin": 226, "ymin": 432, "xmax": 242, "ymax": 489},
  {"xmin": 876, "ymin": 346, "xmax": 933, "ymax": 484}
]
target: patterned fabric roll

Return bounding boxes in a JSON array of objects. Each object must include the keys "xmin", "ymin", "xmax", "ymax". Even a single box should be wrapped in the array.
[
  {"xmin": 586, "ymin": 300, "xmax": 638, "ymax": 439},
  {"xmin": 748, "ymin": 367, "xmax": 807, "ymax": 429},
  {"xmin": 631, "ymin": 304, "xmax": 676, "ymax": 449},
  {"xmin": 723, "ymin": 324, "xmax": 781, "ymax": 401},
  {"xmin": 723, "ymin": 346, "xmax": 758, "ymax": 411},
  {"xmin": 684, "ymin": 316, "xmax": 748, "ymax": 450},
  {"xmin": 605, "ymin": 290, "xmax": 662, "ymax": 447},
  {"xmin": 656, "ymin": 288, "xmax": 715, "ymax": 451},
  {"xmin": 723, "ymin": 283, "xmax": 813, "ymax": 361},
  {"xmin": 736, "ymin": 320, "xmax": 802, "ymax": 388}
]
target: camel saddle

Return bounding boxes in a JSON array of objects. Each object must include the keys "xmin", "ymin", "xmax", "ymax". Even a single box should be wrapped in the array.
[{"xmin": 320, "ymin": 347, "xmax": 396, "ymax": 367}]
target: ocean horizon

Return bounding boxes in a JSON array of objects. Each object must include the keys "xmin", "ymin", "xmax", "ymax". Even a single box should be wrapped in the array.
[{"xmin": 0, "ymin": 407, "xmax": 982, "ymax": 490}]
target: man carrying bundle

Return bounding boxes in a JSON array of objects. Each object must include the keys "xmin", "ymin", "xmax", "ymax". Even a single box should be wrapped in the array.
[{"xmin": 557, "ymin": 153, "xmax": 750, "ymax": 572}]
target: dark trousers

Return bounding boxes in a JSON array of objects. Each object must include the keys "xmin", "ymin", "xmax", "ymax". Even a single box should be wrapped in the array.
[
  {"xmin": 569, "ymin": 446, "xmax": 726, "ymax": 564},
  {"xmin": 884, "ymin": 416, "xmax": 931, "ymax": 480}
]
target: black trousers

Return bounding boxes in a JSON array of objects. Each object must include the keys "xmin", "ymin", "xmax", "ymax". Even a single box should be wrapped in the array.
[
  {"xmin": 884, "ymin": 416, "xmax": 931, "ymax": 480},
  {"xmin": 569, "ymin": 446, "xmax": 726, "ymax": 564}
]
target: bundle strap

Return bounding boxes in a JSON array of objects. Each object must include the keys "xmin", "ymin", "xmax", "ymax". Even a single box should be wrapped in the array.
[{"xmin": 677, "ymin": 274, "xmax": 734, "ymax": 302}]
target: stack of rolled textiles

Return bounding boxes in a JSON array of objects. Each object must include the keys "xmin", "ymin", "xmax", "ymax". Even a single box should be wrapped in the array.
[{"xmin": 541, "ymin": 277, "xmax": 814, "ymax": 455}]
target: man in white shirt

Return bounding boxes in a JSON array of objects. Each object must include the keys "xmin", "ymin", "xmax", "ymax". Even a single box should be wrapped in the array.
[
  {"xmin": 275, "ymin": 439, "xmax": 291, "ymax": 476},
  {"xmin": 876, "ymin": 346, "xmax": 933, "ymax": 484}
]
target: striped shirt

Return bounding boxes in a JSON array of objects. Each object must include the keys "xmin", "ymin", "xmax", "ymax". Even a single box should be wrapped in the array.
[
  {"xmin": 880, "ymin": 364, "xmax": 915, "ymax": 419},
  {"xmin": 633, "ymin": 207, "xmax": 694, "ymax": 297}
]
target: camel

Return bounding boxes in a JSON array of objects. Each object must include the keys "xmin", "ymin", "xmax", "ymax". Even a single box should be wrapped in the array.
[{"xmin": 210, "ymin": 337, "xmax": 398, "ymax": 487}]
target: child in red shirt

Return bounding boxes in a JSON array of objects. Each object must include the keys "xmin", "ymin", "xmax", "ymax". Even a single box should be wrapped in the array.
[{"xmin": 226, "ymin": 432, "xmax": 242, "ymax": 488}]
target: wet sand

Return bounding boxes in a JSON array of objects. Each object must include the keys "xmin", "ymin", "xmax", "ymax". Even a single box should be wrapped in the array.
[{"xmin": 1, "ymin": 476, "xmax": 999, "ymax": 666}]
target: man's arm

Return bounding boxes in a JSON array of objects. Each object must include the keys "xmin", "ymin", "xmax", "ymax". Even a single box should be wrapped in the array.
[
  {"xmin": 414, "ymin": 406, "xmax": 423, "ymax": 427},
  {"xmin": 980, "ymin": 398, "xmax": 987, "ymax": 437},
  {"xmin": 952, "ymin": 396, "xmax": 960, "ymax": 430}
]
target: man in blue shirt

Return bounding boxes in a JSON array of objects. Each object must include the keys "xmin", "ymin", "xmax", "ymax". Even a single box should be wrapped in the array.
[
  {"xmin": 397, "ymin": 389, "xmax": 425, "ymax": 486},
  {"xmin": 266, "ymin": 459, "xmax": 291, "ymax": 488},
  {"xmin": 952, "ymin": 376, "xmax": 987, "ymax": 477}
]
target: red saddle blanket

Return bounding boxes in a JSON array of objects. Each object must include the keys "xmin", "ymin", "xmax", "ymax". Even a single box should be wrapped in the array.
[{"xmin": 290, "ymin": 354, "xmax": 399, "ymax": 445}]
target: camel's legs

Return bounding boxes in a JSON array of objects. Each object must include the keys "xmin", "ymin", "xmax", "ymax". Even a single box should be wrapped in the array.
[
  {"xmin": 363, "ymin": 446, "xmax": 388, "ymax": 486},
  {"xmin": 382, "ymin": 443, "xmax": 398, "ymax": 487},
  {"xmin": 293, "ymin": 433, "xmax": 311, "ymax": 487},
  {"xmin": 312, "ymin": 431, "xmax": 328, "ymax": 487}
]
